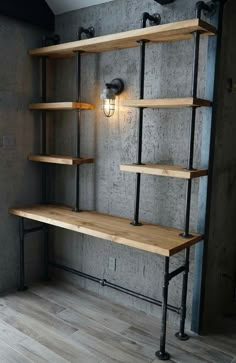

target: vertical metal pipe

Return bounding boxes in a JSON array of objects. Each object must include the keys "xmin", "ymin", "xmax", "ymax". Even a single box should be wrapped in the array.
[
  {"xmin": 156, "ymin": 257, "xmax": 170, "ymax": 361},
  {"xmin": 41, "ymin": 52, "xmax": 47, "ymax": 204},
  {"xmin": 44, "ymin": 225, "xmax": 49, "ymax": 280},
  {"xmin": 182, "ymin": 26, "xmax": 201, "ymax": 238},
  {"xmin": 19, "ymin": 218, "xmax": 26, "ymax": 291},
  {"xmin": 74, "ymin": 49, "xmax": 81, "ymax": 212},
  {"xmin": 132, "ymin": 39, "xmax": 146, "ymax": 226},
  {"xmin": 175, "ymin": 247, "xmax": 190, "ymax": 340},
  {"xmin": 188, "ymin": 31, "xmax": 200, "ymax": 170}
]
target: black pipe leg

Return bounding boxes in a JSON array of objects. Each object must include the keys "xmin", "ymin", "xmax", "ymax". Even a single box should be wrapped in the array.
[
  {"xmin": 44, "ymin": 225, "xmax": 50, "ymax": 281},
  {"xmin": 19, "ymin": 218, "xmax": 27, "ymax": 291},
  {"xmin": 156, "ymin": 257, "xmax": 171, "ymax": 361},
  {"xmin": 175, "ymin": 248, "xmax": 190, "ymax": 341}
]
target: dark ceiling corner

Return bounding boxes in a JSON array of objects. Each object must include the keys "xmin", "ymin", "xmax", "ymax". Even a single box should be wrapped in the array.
[{"xmin": 0, "ymin": 0, "xmax": 55, "ymax": 31}]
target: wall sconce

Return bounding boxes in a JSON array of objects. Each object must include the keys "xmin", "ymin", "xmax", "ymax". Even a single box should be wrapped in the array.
[{"xmin": 100, "ymin": 79, "xmax": 124, "ymax": 117}]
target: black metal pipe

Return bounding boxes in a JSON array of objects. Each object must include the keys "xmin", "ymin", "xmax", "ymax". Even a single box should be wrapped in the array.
[
  {"xmin": 168, "ymin": 266, "xmax": 186, "ymax": 281},
  {"xmin": 74, "ymin": 31, "xmax": 82, "ymax": 213},
  {"xmin": 182, "ymin": 179, "xmax": 193, "ymax": 238},
  {"xmin": 49, "ymin": 261, "xmax": 180, "ymax": 314},
  {"xmin": 44, "ymin": 225, "xmax": 49, "ymax": 281},
  {"xmin": 19, "ymin": 218, "xmax": 26, "ymax": 291},
  {"xmin": 188, "ymin": 29, "xmax": 200, "ymax": 170},
  {"xmin": 175, "ymin": 247, "xmax": 190, "ymax": 341},
  {"xmin": 41, "ymin": 50, "xmax": 47, "ymax": 204},
  {"xmin": 24, "ymin": 226, "xmax": 44, "ymax": 235},
  {"xmin": 132, "ymin": 13, "xmax": 154, "ymax": 226},
  {"xmin": 181, "ymin": 5, "xmax": 202, "ymax": 239},
  {"xmin": 132, "ymin": 39, "xmax": 146, "ymax": 226},
  {"xmin": 156, "ymin": 257, "xmax": 170, "ymax": 360}
]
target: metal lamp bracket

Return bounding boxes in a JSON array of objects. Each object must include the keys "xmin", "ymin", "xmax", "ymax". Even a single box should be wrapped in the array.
[{"xmin": 105, "ymin": 79, "xmax": 124, "ymax": 96}]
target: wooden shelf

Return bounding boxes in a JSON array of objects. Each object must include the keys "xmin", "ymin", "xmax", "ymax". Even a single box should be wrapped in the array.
[
  {"xmin": 28, "ymin": 155, "xmax": 94, "ymax": 166},
  {"xmin": 9, "ymin": 205, "xmax": 202, "ymax": 257},
  {"xmin": 29, "ymin": 19, "xmax": 216, "ymax": 58},
  {"xmin": 29, "ymin": 102, "xmax": 94, "ymax": 111},
  {"xmin": 122, "ymin": 98, "xmax": 212, "ymax": 109},
  {"xmin": 120, "ymin": 164, "xmax": 208, "ymax": 179}
]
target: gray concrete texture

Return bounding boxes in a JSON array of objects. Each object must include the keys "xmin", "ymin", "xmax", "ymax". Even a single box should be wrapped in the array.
[
  {"xmin": 49, "ymin": 0, "xmax": 210, "ymax": 329},
  {"xmin": 0, "ymin": 16, "xmax": 46, "ymax": 290}
]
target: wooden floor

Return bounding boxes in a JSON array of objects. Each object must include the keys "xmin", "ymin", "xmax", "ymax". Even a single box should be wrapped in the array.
[{"xmin": 0, "ymin": 282, "xmax": 235, "ymax": 363}]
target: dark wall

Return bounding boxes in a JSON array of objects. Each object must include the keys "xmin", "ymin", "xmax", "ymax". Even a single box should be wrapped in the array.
[
  {"xmin": 0, "ymin": 0, "xmax": 54, "ymax": 30},
  {"xmin": 0, "ymin": 15, "xmax": 46, "ymax": 291},
  {"xmin": 202, "ymin": 0, "xmax": 236, "ymax": 330}
]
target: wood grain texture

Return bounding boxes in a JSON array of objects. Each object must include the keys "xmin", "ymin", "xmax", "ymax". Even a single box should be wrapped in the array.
[
  {"xmin": 0, "ymin": 339, "xmax": 32, "ymax": 363},
  {"xmin": 9, "ymin": 204, "xmax": 202, "ymax": 256},
  {"xmin": 29, "ymin": 102, "xmax": 94, "ymax": 110},
  {"xmin": 0, "ymin": 282, "xmax": 234, "ymax": 363},
  {"xmin": 28, "ymin": 155, "xmax": 94, "ymax": 166},
  {"xmin": 120, "ymin": 164, "xmax": 208, "ymax": 179},
  {"xmin": 122, "ymin": 98, "xmax": 212, "ymax": 109},
  {"xmin": 28, "ymin": 19, "xmax": 216, "ymax": 57}
]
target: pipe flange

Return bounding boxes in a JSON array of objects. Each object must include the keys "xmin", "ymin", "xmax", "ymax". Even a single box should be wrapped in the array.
[{"xmin": 149, "ymin": 13, "xmax": 161, "ymax": 26}]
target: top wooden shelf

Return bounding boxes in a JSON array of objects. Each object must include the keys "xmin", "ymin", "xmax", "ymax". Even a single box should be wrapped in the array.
[
  {"xmin": 9, "ymin": 204, "xmax": 202, "ymax": 257},
  {"xmin": 29, "ymin": 19, "xmax": 216, "ymax": 58}
]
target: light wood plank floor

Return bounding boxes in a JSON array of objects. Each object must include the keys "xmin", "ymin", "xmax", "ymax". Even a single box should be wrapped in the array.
[{"xmin": 0, "ymin": 281, "xmax": 235, "ymax": 363}]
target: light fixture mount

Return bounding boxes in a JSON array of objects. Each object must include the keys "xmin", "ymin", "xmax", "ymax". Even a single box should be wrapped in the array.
[{"xmin": 105, "ymin": 79, "xmax": 124, "ymax": 96}]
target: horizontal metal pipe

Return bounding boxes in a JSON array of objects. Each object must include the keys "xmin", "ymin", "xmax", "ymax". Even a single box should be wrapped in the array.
[
  {"xmin": 49, "ymin": 261, "xmax": 180, "ymax": 314},
  {"xmin": 168, "ymin": 266, "xmax": 186, "ymax": 281},
  {"xmin": 24, "ymin": 226, "xmax": 44, "ymax": 235}
]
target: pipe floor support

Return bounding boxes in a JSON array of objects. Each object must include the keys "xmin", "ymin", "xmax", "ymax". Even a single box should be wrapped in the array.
[
  {"xmin": 19, "ymin": 218, "xmax": 27, "ymax": 291},
  {"xmin": 44, "ymin": 225, "xmax": 49, "ymax": 281},
  {"xmin": 175, "ymin": 248, "xmax": 190, "ymax": 341},
  {"xmin": 156, "ymin": 257, "xmax": 171, "ymax": 361}
]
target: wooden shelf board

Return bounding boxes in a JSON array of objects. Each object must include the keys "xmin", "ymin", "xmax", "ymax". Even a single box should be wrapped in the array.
[
  {"xmin": 29, "ymin": 19, "xmax": 216, "ymax": 57},
  {"xmin": 120, "ymin": 164, "xmax": 208, "ymax": 179},
  {"xmin": 122, "ymin": 98, "xmax": 212, "ymax": 109},
  {"xmin": 9, "ymin": 205, "xmax": 202, "ymax": 257},
  {"xmin": 28, "ymin": 155, "xmax": 94, "ymax": 166},
  {"xmin": 29, "ymin": 102, "xmax": 94, "ymax": 111}
]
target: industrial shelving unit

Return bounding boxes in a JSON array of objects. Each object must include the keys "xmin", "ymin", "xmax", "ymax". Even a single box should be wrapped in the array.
[{"xmin": 9, "ymin": 3, "xmax": 219, "ymax": 360}]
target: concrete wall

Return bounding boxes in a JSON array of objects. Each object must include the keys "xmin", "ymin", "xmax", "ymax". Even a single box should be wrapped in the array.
[
  {"xmin": 0, "ymin": 15, "xmax": 45, "ymax": 291},
  {"xmin": 50, "ymin": 0, "xmax": 210, "ymax": 329}
]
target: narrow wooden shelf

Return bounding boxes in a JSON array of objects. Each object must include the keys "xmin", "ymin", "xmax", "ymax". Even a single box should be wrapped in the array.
[
  {"xmin": 29, "ymin": 102, "xmax": 94, "ymax": 111},
  {"xmin": 120, "ymin": 164, "xmax": 208, "ymax": 179},
  {"xmin": 29, "ymin": 19, "xmax": 216, "ymax": 57},
  {"xmin": 9, "ymin": 205, "xmax": 202, "ymax": 257},
  {"xmin": 28, "ymin": 155, "xmax": 94, "ymax": 166},
  {"xmin": 122, "ymin": 98, "xmax": 212, "ymax": 109}
]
